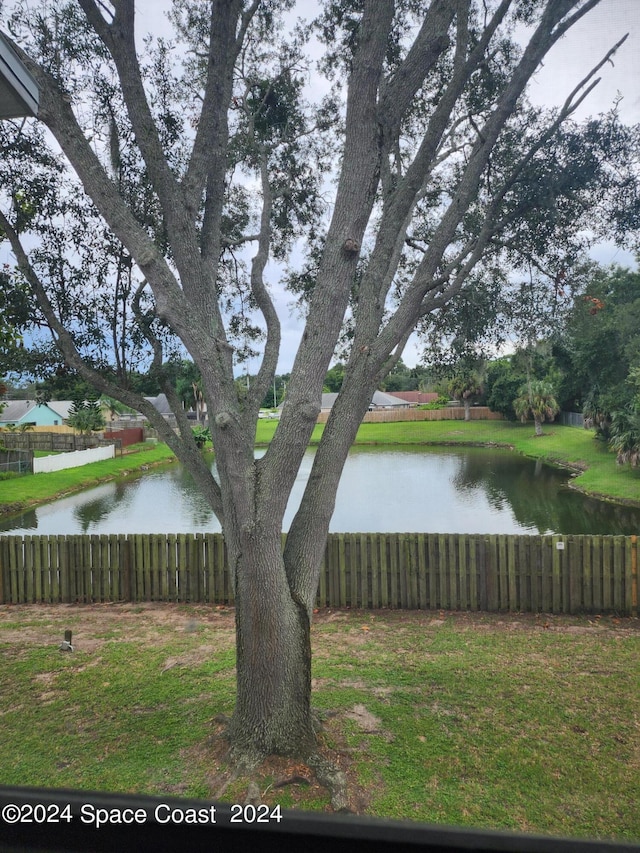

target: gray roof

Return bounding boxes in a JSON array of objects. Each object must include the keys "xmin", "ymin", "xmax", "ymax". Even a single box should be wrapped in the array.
[
  {"xmin": 371, "ymin": 390, "xmax": 411, "ymax": 408},
  {"xmin": 144, "ymin": 393, "xmax": 173, "ymax": 414},
  {"xmin": 0, "ymin": 399, "xmax": 75, "ymax": 423},
  {"xmin": 0, "ymin": 399, "xmax": 36, "ymax": 423},
  {"xmin": 320, "ymin": 391, "xmax": 410, "ymax": 411},
  {"xmin": 47, "ymin": 400, "xmax": 74, "ymax": 420}
]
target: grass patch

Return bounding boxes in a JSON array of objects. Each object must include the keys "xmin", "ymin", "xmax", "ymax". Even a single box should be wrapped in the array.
[
  {"xmin": 0, "ymin": 442, "xmax": 175, "ymax": 514},
  {"xmin": 0, "ymin": 604, "xmax": 638, "ymax": 842}
]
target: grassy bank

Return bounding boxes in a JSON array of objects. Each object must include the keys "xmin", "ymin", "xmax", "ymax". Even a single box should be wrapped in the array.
[
  {"xmin": 0, "ymin": 604, "xmax": 637, "ymax": 841},
  {"xmin": 255, "ymin": 418, "xmax": 640, "ymax": 505},
  {"xmin": 0, "ymin": 442, "xmax": 175, "ymax": 515}
]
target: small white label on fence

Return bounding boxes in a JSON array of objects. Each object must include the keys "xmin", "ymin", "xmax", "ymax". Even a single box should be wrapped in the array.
[{"xmin": 556, "ymin": 541, "xmax": 565, "ymax": 550}]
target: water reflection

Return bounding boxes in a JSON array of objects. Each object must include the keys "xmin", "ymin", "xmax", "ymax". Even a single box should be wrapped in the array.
[
  {"xmin": 1, "ymin": 446, "xmax": 639, "ymax": 536},
  {"xmin": 448, "ymin": 449, "xmax": 640, "ymax": 534}
]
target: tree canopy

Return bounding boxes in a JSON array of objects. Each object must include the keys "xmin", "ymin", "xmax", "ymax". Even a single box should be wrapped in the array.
[{"xmin": 0, "ymin": 0, "xmax": 638, "ymax": 768}]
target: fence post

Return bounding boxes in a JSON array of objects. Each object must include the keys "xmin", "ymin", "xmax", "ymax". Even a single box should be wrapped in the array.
[
  {"xmin": 0, "ymin": 536, "xmax": 5, "ymax": 604},
  {"xmin": 122, "ymin": 536, "xmax": 132, "ymax": 602},
  {"xmin": 631, "ymin": 535, "xmax": 638, "ymax": 618}
]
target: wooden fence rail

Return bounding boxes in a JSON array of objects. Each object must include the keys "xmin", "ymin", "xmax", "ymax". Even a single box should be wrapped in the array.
[
  {"xmin": 316, "ymin": 406, "xmax": 503, "ymax": 424},
  {"xmin": 0, "ymin": 533, "xmax": 637, "ymax": 615},
  {"xmin": 0, "ymin": 432, "xmax": 119, "ymax": 453}
]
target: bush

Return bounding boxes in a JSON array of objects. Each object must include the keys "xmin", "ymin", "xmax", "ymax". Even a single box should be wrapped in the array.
[
  {"xmin": 418, "ymin": 396, "xmax": 449, "ymax": 410},
  {"xmin": 192, "ymin": 425, "xmax": 212, "ymax": 448}
]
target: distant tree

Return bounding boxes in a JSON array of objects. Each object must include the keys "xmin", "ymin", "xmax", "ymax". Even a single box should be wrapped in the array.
[
  {"xmin": 0, "ymin": 267, "xmax": 31, "ymax": 376},
  {"xmin": 67, "ymin": 392, "xmax": 105, "ymax": 434},
  {"xmin": 552, "ymin": 265, "xmax": 640, "ymax": 422},
  {"xmin": 323, "ymin": 363, "xmax": 345, "ymax": 393},
  {"xmin": 485, "ymin": 358, "xmax": 523, "ymax": 419},
  {"xmin": 101, "ymin": 396, "xmax": 128, "ymax": 422},
  {"xmin": 447, "ymin": 369, "xmax": 484, "ymax": 421},
  {"xmin": 260, "ymin": 373, "xmax": 287, "ymax": 409},
  {"xmin": 514, "ymin": 380, "xmax": 559, "ymax": 436}
]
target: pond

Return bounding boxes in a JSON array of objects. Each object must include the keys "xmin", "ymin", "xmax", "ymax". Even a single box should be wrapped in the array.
[{"xmin": 2, "ymin": 446, "xmax": 639, "ymax": 536}]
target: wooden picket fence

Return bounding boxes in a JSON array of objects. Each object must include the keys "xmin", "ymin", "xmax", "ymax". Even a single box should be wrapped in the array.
[{"xmin": 0, "ymin": 532, "xmax": 637, "ymax": 615}]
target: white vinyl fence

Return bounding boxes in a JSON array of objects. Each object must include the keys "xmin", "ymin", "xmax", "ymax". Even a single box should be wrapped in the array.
[{"xmin": 33, "ymin": 444, "xmax": 115, "ymax": 473}]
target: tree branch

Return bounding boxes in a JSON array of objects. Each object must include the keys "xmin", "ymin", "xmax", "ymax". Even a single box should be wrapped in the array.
[
  {"xmin": 77, "ymin": 0, "xmax": 179, "ymax": 210},
  {"xmin": 185, "ymin": 0, "xmax": 242, "ymax": 250},
  {"xmin": 16, "ymin": 42, "xmax": 186, "ymax": 324},
  {"xmin": 260, "ymin": 0, "xmax": 396, "ymax": 519},
  {"xmin": 0, "ymin": 207, "xmax": 224, "ymax": 517},
  {"xmin": 370, "ymin": 0, "xmax": 609, "ymax": 366},
  {"xmin": 350, "ymin": 0, "xmax": 513, "ymax": 354},
  {"xmin": 378, "ymin": 0, "xmax": 456, "ymax": 154},
  {"xmin": 246, "ymin": 151, "xmax": 280, "ymax": 419}
]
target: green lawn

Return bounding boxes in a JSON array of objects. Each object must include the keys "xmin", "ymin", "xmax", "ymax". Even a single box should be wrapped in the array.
[
  {"xmin": 0, "ymin": 605, "xmax": 637, "ymax": 841},
  {"xmin": 0, "ymin": 442, "xmax": 175, "ymax": 514}
]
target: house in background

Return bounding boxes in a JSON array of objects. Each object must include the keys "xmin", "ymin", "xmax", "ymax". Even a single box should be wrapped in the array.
[
  {"xmin": 385, "ymin": 391, "xmax": 440, "ymax": 406},
  {"xmin": 0, "ymin": 400, "xmax": 73, "ymax": 427},
  {"xmin": 320, "ymin": 391, "xmax": 411, "ymax": 414},
  {"xmin": 144, "ymin": 394, "xmax": 178, "ymax": 427}
]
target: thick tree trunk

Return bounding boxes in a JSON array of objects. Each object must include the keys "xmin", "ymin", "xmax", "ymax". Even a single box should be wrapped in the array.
[
  {"xmin": 225, "ymin": 527, "xmax": 315, "ymax": 763},
  {"xmin": 534, "ymin": 416, "xmax": 543, "ymax": 436},
  {"xmin": 463, "ymin": 399, "xmax": 471, "ymax": 421}
]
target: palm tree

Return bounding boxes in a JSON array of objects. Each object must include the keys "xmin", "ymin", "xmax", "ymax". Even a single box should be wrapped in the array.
[
  {"xmin": 609, "ymin": 405, "xmax": 640, "ymax": 467},
  {"xmin": 514, "ymin": 381, "xmax": 559, "ymax": 437},
  {"xmin": 447, "ymin": 371, "xmax": 484, "ymax": 422}
]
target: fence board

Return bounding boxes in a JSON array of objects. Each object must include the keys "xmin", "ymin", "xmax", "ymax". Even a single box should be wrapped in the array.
[
  {"xmin": 349, "ymin": 534, "xmax": 359, "ymax": 607},
  {"xmin": 177, "ymin": 535, "xmax": 188, "ymax": 603},
  {"xmin": 487, "ymin": 536, "xmax": 499, "ymax": 610},
  {"xmin": 507, "ymin": 537, "xmax": 517, "ymax": 611},
  {"xmin": 592, "ymin": 537, "xmax": 602, "ymax": 612},
  {"xmin": 379, "ymin": 534, "xmax": 388, "ymax": 608},
  {"xmin": 438, "ymin": 534, "xmax": 448, "ymax": 609},
  {"xmin": 0, "ymin": 532, "xmax": 636, "ymax": 614},
  {"xmin": 369, "ymin": 534, "xmax": 378, "ymax": 609},
  {"xmin": 567, "ymin": 537, "xmax": 579, "ymax": 613},
  {"xmin": 407, "ymin": 535, "xmax": 418, "ymax": 609},
  {"xmin": 428, "ymin": 536, "xmax": 438, "ymax": 609},
  {"xmin": 602, "ymin": 538, "xmax": 612, "ymax": 611},
  {"xmin": 582, "ymin": 536, "xmax": 592, "ymax": 612},
  {"xmin": 613, "ymin": 537, "xmax": 624, "ymax": 612}
]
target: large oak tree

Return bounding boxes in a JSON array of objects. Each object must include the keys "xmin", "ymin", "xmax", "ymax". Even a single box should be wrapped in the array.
[{"xmin": 0, "ymin": 0, "xmax": 637, "ymax": 765}]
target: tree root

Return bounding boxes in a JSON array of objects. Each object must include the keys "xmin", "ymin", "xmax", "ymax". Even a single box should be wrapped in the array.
[
  {"xmin": 307, "ymin": 753, "xmax": 350, "ymax": 812},
  {"xmin": 210, "ymin": 709, "xmax": 352, "ymax": 812}
]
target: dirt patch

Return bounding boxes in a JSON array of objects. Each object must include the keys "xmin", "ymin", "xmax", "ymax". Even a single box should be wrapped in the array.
[
  {"xmin": 0, "ymin": 603, "xmax": 636, "ymax": 649},
  {"xmin": 162, "ymin": 643, "xmax": 234, "ymax": 672},
  {"xmin": 0, "ymin": 602, "xmax": 236, "ymax": 649},
  {"xmin": 345, "ymin": 703, "xmax": 393, "ymax": 741}
]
